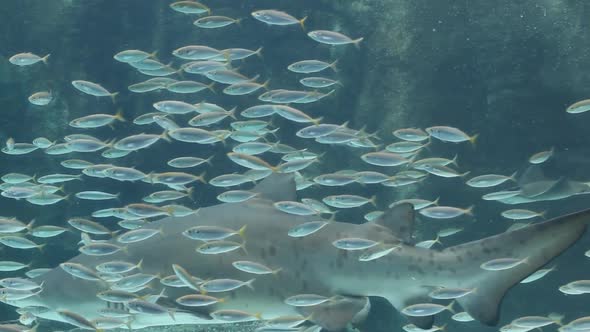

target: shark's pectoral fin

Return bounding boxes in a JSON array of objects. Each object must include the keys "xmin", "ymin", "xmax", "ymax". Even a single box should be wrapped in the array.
[
  {"xmin": 251, "ymin": 173, "xmax": 296, "ymax": 202},
  {"xmin": 370, "ymin": 203, "xmax": 415, "ymax": 244},
  {"xmin": 298, "ymin": 295, "xmax": 370, "ymax": 332}
]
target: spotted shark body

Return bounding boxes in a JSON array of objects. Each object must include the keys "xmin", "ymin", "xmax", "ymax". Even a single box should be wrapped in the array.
[{"xmin": 8, "ymin": 173, "xmax": 590, "ymax": 331}]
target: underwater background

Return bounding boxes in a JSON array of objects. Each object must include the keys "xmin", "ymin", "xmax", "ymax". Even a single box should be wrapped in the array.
[{"xmin": 0, "ymin": 0, "xmax": 590, "ymax": 331}]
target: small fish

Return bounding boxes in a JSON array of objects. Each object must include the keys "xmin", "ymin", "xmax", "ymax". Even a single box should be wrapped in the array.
[
  {"xmin": 428, "ymin": 287, "xmax": 475, "ymax": 300},
  {"xmin": 172, "ymin": 264, "xmax": 202, "ymax": 291},
  {"xmin": 69, "ymin": 112, "xmax": 125, "ymax": 128},
  {"xmin": 426, "ymin": 126, "xmax": 478, "ymax": 144},
  {"xmin": 194, "ymin": 15, "xmax": 241, "ymax": 28},
  {"xmin": 288, "ymin": 221, "xmax": 329, "ymax": 238},
  {"xmin": 127, "ymin": 299, "xmax": 175, "ymax": 320},
  {"xmin": 96, "ymin": 260, "xmax": 143, "ymax": 274},
  {"xmin": 251, "ymin": 9, "xmax": 306, "ymax": 28},
  {"xmin": 393, "ymin": 128, "xmax": 430, "ymax": 142},
  {"xmin": 232, "ymin": 260, "xmax": 281, "ymax": 275},
  {"xmin": 284, "ymin": 294, "xmax": 331, "ymax": 307},
  {"xmin": 176, "ymin": 294, "xmax": 224, "ymax": 307},
  {"xmin": 111, "ymin": 273, "xmax": 159, "ymax": 291},
  {"xmin": 167, "ymin": 156, "xmax": 212, "ymax": 168},
  {"xmin": 482, "ymin": 190, "xmax": 522, "ymax": 201},
  {"xmin": 0, "ymin": 278, "xmax": 42, "ymax": 290},
  {"xmin": 196, "ymin": 240, "xmax": 245, "ymax": 255},
  {"xmin": 332, "ymin": 238, "xmax": 379, "ymax": 251},
  {"xmin": 511, "ymin": 315, "xmax": 562, "ymax": 328},
  {"xmin": 322, "ymin": 194, "xmax": 375, "ymax": 208},
  {"xmin": 71, "ymin": 80, "xmax": 118, "ymax": 101},
  {"xmin": 415, "ymin": 237, "xmax": 442, "ymax": 249},
  {"xmin": 79, "ymin": 243, "xmax": 125, "ymax": 256},
  {"xmin": 451, "ymin": 312, "xmax": 475, "ymax": 322},
  {"xmin": 466, "ymin": 173, "xmax": 516, "ymax": 188},
  {"xmin": 0, "ymin": 261, "xmax": 29, "ymax": 272},
  {"xmin": 0, "ymin": 236, "xmax": 44, "ymax": 250},
  {"xmin": 566, "ymin": 99, "xmax": 590, "ymax": 114},
  {"xmin": 60, "ymin": 262, "xmax": 102, "ymax": 281},
  {"xmin": 211, "ymin": 309, "xmax": 261, "ymax": 322},
  {"xmin": 170, "ymin": 1, "xmax": 210, "ymax": 14},
  {"xmin": 274, "ymin": 201, "xmax": 318, "ymax": 216},
  {"xmin": 520, "ymin": 266, "xmax": 556, "ymax": 284},
  {"xmin": 419, "ymin": 206, "xmax": 473, "ymax": 219},
  {"xmin": 28, "ymin": 91, "xmax": 53, "ymax": 106},
  {"xmin": 183, "ymin": 225, "xmax": 246, "ymax": 241},
  {"xmin": 401, "ymin": 302, "xmax": 455, "ymax": 317},
  {"xmin": 104, "ymin": 167, "xmax": 147, "ymax": 181},
  {"xmin": 167, "ymin": 80, "xmax": 215, "ymax": 94},
  {"xmin": 359, "ymin": 246, "xmax": 398, "ymax": 262},
  {"xmin": 480, "ymin": 257, "xmax": 528, "ymax": 271},
  {"xmin": 501, "ymin": 209, "xmax": 545, "ymax": 220},
  {"xmin": 422, "ymin": 164, "xmax": 469, "ymax": 178},
  {"xmin": 9, "ymin": 52, "xmax": 50, "ymax": 66},
  {"xmin": 300, "ymin": 77, "xmax": 340, "ymax": 88},
  {"xmin": 437, "ymin": 227, "xmax": 463, "ymax": 238},
  {"xmin": 529, "ymin": 148, "xmax": 554, "ymax": 164},
  {"xmin": 287, "ymin": 60, "xmax": 338, "ymax": 74},
  {"xmin": 32, "ymin": 137, "xmax": 54, "ymax": 148},
  {"xmin": 75, "ymin": 191, "xmax": 119, "ymax": 200},
  {"xmin": 29, "ymin": 225, "xmax": 68, "ymax": 238},
  {"xmin": 200, "ymin": 278, "xmax": 255, "ymax": 293},
  {"xmin": 307, "ymin": 30, "xmax": 363, "ymax": 46},
  {"xmin": 117, "ymin": 228, "xmax": 161, "ymax": 244},
  {"xmin": 57, "ymin": 310, "xmax": 97, "ymax": 330},
  {"xmin": 361, "ymin": 151, "xmax": 410, "ymax": 167},
  {"xmin": 209, "ymin": 174, "xmax": 254, "ymax": 187},
  {"xmin": 113, "ymin": 49, "xmax": 157, "ymax": 63}
]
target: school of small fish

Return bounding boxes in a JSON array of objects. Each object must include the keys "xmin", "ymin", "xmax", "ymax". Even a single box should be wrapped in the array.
[{"xmin": 1, "ymin": 2, "xmax": 590, "ymax": 332}]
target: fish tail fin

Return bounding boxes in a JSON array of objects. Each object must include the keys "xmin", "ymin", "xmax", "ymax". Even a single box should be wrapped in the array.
[
  {"xmin": 469, "ymin": 133, "xmax": 479, "ymax": 147},
  {"xmin": 329, "ymin": 59, "xmax": 339, "ymax": 72},
  {"xmin": 254, "ymin": 46, "xmax": 264, "ymax": 59},
  {"xmin": 238, "ymin": 224, "xmax": 247, "ymax": 239},
  {"xmin": 114, "ymin": 108, "xmax": 126, "ymax": 122},
  {"xmin": 299, "ymin": 16, "xmax": 308, "ymax": 30},
  {"xmin": 207, "ymin": 81, "xmax": 216, "ymax": 93},
  {"xmin": 41, "ymin": 54, "xmax": 50, "ymax": 64},
  {"xmin": 353, "ymin": 37, "xmax": 364, "ymax": 49},
  {"xmin": 110, "ymin": 92, "xmax": 119, "ymax": 104},
  {"xmin": 197, "ymin": 171, "xmax": 207, "ymax": 184},
  {"xmin": 312, "ymin": 116, "xmax": 323, "ymax": 125},
  {"xmin": 245, "ymin": 278, "xmax": 256, "ymax": 291},
  {"xmin": 228, "ymin": 107, "xmax": 238, "ymax": 120},
  {"xmin": 449, "ymin": 209, "xmax": 590, "ymax": 325}
]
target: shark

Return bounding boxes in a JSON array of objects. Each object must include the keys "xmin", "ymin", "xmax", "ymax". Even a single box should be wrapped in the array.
[
  {"xmin": 8, "ymin": 173, "xmax": 590, "ymax": 331},
  {"xmin": 498, "ymin": 165, "xmax": 590, "ymax": 204}
]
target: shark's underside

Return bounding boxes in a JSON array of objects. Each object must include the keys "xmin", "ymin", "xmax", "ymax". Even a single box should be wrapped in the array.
[{"xmin": 8, "ymin": 173, "xmax": 590, "ymax": 331}]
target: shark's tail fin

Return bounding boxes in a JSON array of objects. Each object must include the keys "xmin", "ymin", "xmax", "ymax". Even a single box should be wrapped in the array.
[{"xmin": 447, "ymin": 208, "xmax": 590, "ymax": 325}]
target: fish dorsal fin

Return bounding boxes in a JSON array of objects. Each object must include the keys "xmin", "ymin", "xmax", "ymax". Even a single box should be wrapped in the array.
[
  {"xmin": 251, "ymin": 173, "xmax": 296, "ymax": 202},
  {"xmin": 371, "ymin": 203, "xmax": 415, "ymax": 244}
]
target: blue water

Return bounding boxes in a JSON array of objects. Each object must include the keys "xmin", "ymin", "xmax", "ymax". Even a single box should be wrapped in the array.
[{"xmin": 0, "ymin": 1, "xmax": 589, "ymax": 331}]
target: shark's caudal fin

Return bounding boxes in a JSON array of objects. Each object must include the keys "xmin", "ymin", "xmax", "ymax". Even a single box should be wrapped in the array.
[
  {"xmin": 447, "ymin": 208, "xmax": 590, "ymax": 325},
  {"xmin": 252, "ymin": 173, "xmax": 296, "ymax": 202}
]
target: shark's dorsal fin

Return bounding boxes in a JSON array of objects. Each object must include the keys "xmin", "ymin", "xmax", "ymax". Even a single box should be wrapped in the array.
[
  {"xmin": 251, "ymin": 173, "xmax": 296, "ymax": 202},
  {"xmin": 371, "ymin": 203, "xmax": 415, "ymax": 244},
  {"xmin": 518, "ymin": 165, "xmax": 547, "ymax": 187}
]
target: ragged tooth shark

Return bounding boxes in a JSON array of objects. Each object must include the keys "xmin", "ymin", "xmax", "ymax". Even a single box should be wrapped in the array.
[
  {"xmin": 9, "ymin": 173, "xmax": 590, "ymax": 331},
  {"xmin": 499, "ymin": 165, "xmax": 590, "ymax": 204}
]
